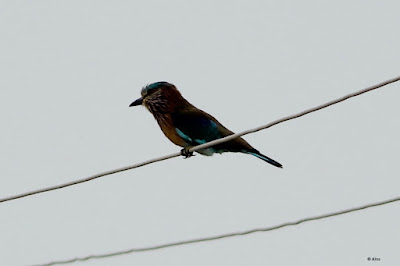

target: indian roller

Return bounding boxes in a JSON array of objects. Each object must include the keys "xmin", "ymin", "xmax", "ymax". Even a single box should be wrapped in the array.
[{"xmin": 129, "ymin": 82, "xmax": 282, "ymax": 168}]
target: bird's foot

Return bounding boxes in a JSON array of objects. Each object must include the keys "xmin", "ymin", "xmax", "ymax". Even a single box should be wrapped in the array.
[{"xmin": 181, "ymin": 148, "xmax": 194, "ymax": 159}]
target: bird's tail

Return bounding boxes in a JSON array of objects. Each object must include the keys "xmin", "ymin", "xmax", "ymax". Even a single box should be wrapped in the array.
[{"xmin": 246, "ymin": 149, "xmax": 283, "ymax": 168}]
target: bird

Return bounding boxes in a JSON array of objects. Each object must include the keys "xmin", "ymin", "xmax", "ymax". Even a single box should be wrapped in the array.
[{"xmin": 129, "ymin": 82, "xmax": 282, "ymax": 168}]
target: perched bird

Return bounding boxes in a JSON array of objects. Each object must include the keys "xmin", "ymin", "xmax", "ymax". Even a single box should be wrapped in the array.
[{"xmin": 129, "ymin": 82, "xmax": 282, "ymax": 168}]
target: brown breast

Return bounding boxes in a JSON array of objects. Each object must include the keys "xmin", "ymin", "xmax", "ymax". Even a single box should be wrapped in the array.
[{"xmin": 156, "ymin": 114, "xmax": 188, "ymax": 148}]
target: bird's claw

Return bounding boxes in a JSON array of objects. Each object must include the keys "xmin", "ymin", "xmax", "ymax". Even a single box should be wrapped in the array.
[{"xmin": 181, "ymin": 148, "xmax": 194, "ymax": 159}]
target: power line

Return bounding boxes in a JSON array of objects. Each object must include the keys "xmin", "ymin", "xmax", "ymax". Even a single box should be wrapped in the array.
[
  {"xmin": 188, "ymin": 75, "xmax": 400, "ymax": 154},
  {"xmin": 1, "ymin": 75, "xmax": 399, "ymax": 205},
  {"xmin": 0, "ymin": 152, "xmax": 181, "ymax": 203},
  {"xmin": 34, "ymin": 195, "xmax": 400, "ymax": 266}
]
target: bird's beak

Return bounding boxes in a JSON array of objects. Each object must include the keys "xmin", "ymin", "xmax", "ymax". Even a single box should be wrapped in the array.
[{"xmin": 129, "ymin": 97, "xmax": 143, "ymax": 107}]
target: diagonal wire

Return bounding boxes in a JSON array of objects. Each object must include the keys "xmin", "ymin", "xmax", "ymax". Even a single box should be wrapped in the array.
[
  {"xmin": 188, "ymin": 75, "xmax": 400, "ymax": 153},
  {"xmin": 34, "ymin": 196, "xmax": 400, "ymax": 266},
  {"xmin": 0, "ymin": 152, "xmax": 181, "ymax": 203},
  {"xmin": 1, "ymin": 75, "xmax": 399, "ymax": 204}
]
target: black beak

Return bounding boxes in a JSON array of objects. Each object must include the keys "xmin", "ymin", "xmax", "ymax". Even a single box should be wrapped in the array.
[{"xmin": 129, "ymin": 97, "xmax": 143, "ymax": 107}]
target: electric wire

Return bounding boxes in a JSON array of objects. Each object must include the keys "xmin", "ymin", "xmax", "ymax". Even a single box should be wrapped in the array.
[
  {"xmin": 1, "ymin": 75, "xmax": 399, "ymax": 205},
  {"xmin": 35, "ymin": 196, "xmax": 400, "ymax": 266}
]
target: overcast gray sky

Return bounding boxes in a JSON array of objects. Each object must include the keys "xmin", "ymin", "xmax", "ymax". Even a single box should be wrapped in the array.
[{"xmin": 1, "ymin": 1, "xmax": 399, "ymax": 265}]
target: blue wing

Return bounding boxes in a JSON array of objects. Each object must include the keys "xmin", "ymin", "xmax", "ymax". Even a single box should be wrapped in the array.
[
  {"xmin": 171, "ymin": 108, "xmax": 283, "ymax": 167},
  {"xmin": 172, "ymin": 111, "xmax": 222, "ymax": 147}
]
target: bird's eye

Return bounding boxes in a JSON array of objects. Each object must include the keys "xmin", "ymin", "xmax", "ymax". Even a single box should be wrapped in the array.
[
  {"xmin": 141, "ymin": 87, "xmax": 150, "ymax": 97},
  {"xmin": 142, "ymin": 88, "xmax": 158, "ymax": 98}
]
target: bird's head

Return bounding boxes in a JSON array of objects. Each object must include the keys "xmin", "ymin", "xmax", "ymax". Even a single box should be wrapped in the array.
[{"xmin": 129, "ymin": 82, "xmax": 186, "ymax": 114}]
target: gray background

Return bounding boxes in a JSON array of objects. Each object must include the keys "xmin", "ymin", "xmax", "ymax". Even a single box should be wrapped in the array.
[{"xmin": 1, "ymin": 1, "xmax": 399, "ymax": 265}]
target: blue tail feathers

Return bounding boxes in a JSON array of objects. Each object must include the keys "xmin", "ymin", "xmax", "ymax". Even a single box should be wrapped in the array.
[{"xmin": 247, "ymin": 150, "xmax": 283, "ymax": 168}]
